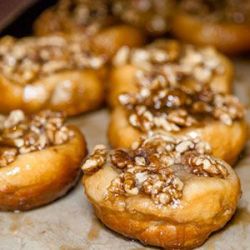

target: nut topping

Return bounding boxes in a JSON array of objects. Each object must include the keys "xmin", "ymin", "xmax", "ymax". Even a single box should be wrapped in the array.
[
  {"xmin": 186, "ymin": 154, "xmax": 228, "ymax": 178},
  {"xmin": 113, "ymin": 41, "xmax": 224, "ymax": 88},
  {"xmin": 82, "ymin": 145, "xmax": 107, "ymax": 174},
  {"xmin": 0, "ymin": 110, "xmax": 74, "ymax": 167},
  {"xmin": 119, "ymin": 78, "xmax": 244, "ymax": 132},
  {"xmin": 113, "ymin": 41, "xmax": 245, "ymax": 132},
  {"xmin": 0, "ymin": 35, "xmax": 106, "ymax": 85},
  {"xmin": 0, "ymin": 148, "xmax": 18, "ymax": 168},
  {"xmin": 82, "ymin": 134, "xmax": 229, "ymax": 206}
]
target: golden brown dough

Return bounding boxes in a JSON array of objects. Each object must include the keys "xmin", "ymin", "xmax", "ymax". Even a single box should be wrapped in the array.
[
  {"xmin": 82, "ymin": 135, "xmax": 241, "ymax": 249},
  {"xmin": 0, "ymin": 110, "xmax": 87, "ymax": 211},
  {"xmin": 108, "ymin": 40, "xmax": 234, "ymax": 107},
  {"xmin": 34, "ymin": 0, "xmax": 145, "ymax": 57},
  {"xmin": 0, "ymin": 35, "xmax": 106, "ymax": 116},
  {"xmin": 108, "ymin": 79, "xmax": 247, "ymax": 165},
  {"xmin": 172, "ymin": 0, "xmax": 250, "ymax": 54}
]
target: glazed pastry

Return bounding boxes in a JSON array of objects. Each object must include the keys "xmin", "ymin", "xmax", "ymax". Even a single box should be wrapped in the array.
[
  {"xmin": 0, "ymin": 35, "xmax": 106, "ymax": 116},
  {"xmin": 112, "ymin": 0, "xmax": 175, "ymax": 36},
  {"xmin": 0, "ymin": 110, "xmax": 87, "ymax": 211},
  {"xmin": 172, "ymin": 0, "xmax": 250, "ymax": 54},
  {"xmin": 108, "ymin": 77, "xmax": 247, "ymax": 164},
  {"xmin": 34, "ymin": 0, "xmax": 145, "ymax": 57},
  {"xmin": 108, "ymin": 40, "xmax": 233, "ymax": 107},
  {"xmin": 82, "ymin": 134, "xmax": 241, "ymax": 249}
]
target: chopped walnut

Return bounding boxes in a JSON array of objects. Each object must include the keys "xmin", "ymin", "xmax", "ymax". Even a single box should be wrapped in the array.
[
  {"xmin": 110, "ymin": 149, "xmax": 133, "ymax": 169},
  {"xmin": 186, "ymin": 154, "xmax": 229, "ymax": 178},
  {"xmin": 4, "ymin": 110, "xmax": 25, "ymax": 128},
  {"xmin": 213, "ymin": 95, "xmax": 245, "ymax": 126},
  {"xmin": 0, "ymin": 110, "xmax": 74, "ymax": 167},
  {"xmin": 82, "ymin": 145, "xmax": 107, "ymax": 174},
  {"xmin": 0, "ymin": 148, "xmax": 18, "ymax": 168},
  {"xmin": 0, "ymin": 35, "xmax": 106, "ymax": 85},
  {"xmin": 83, "ymin": 134, "xmax": 229, "ymax": 206}
]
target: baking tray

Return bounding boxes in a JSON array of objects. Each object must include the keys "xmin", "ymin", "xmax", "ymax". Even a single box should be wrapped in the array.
[{"xmin": 0, "ymin": 2, "xmax": 250, "ymax": 250}]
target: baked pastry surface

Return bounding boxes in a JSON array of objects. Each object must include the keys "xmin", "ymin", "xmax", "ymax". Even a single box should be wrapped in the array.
[
  {"xmin": 34, "ymin": 0, "xmax": 145, "ymax": 57},
  {"xmin": 108, "ymin": 40, "xmax": 234, "ymax": 107},
  {"xmin": 0, "ymin": 110, "xmax": 87, "ymax": 211},
  {"xmin": 172, "ymin": 0, "xmax": 250, "ymax": 54},
  {"xmin": 0, "ymin": 35, "xmax": 106, "ymax": 116},
  {"xmin": 82, "ymin": 135, "xmax": 240, "ymax": 249}
]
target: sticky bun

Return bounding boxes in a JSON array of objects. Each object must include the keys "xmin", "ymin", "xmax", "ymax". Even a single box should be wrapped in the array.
[
  {"xmin": 0, "ymin": 35, "xmax": 106, "ymax": 116},
  {"xmin": 172, "ymin": 0, "xmax": 250, "ymax": 54},
  {"xmin": 83, "ymin": 134, "xmax": 240, "ymax": 249},
  {"xmin": 0, "ymin": 110, "xmax": 87, "ymax": 211},
  {"xmin": 108, "ymin": 75, "xmax": 247, "ymax": 164}
]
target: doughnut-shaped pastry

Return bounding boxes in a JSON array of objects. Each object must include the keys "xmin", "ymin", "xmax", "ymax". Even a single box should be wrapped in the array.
[
  {"xmin": 0, "ymin": 35, "xmax": 106, "ymax": 116},
  {"xmin": 108, "ymin": 40, "xmax": 233, "ymax": 107},
  {"xmin": 108, "ymin": 79, "xmax": 247, "ymax": 165},
  {"xmin": 172, "ymin": 0, "xmax": 250, "ymax": 54},
  {"xmin": 34, "ymin": 0, "xmax": 145, "ymax": 57},
  {"xmin": 82, "ymin": 135, "xmax": 241, "ymax": 249},
  {"xmin": 0, "ymin": 110, "xmax": 87, "ymax": 211},
  {"xmin": 112, "ymin": 0, "xmax": 175, "ymax": 36}
]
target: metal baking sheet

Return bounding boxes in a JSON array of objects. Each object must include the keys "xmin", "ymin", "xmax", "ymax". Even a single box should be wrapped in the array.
[{"xmin": 0, "ymin": 59, "xmax": 249, "ymax": 250}]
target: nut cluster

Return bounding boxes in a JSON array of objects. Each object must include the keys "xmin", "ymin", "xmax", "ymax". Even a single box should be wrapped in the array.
[
  {"xmin": 112, "ymin": 0, "xmax": 175, "ymax": 34},
  {"xmin": 179, "ymin": 0, "xmax": 250, "ymax": 24},
  {"xmin": 113, "ymin": 41, "xmax": 224, "ymax": 87},
  {"xmin": 0, "ymin": 35, "xmax": 105, "ymax": 85},
  {"xmin": 54, "ymin": 0, "xmax": 112, "ymax": 34},
  {"xmin": 119, "ymin": 77, "xmax": 244, "ymax": 132},
  {"xmin": 0, "ymin": 148, "xmax": 18, "ymax": 169},
  {"xmin": 0, "ymin": 110, "xmax": 74, "ymax": 167},
  {"xmin": 82, "ymin": 144, "xmax": 107, "ymax": 174},
  {"xmin": 186, "ymin": 154, "xmax": 229, "ymax": 178},
  {"xmin": 82, "ymin": 134, "xmax": 229, "ymax": 206}
]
